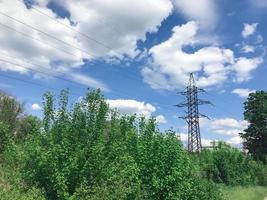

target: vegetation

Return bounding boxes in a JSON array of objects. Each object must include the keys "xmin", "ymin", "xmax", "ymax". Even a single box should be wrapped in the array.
[
  {"xmin": 222, "ymin": 186, "xmax": 267, "ymax": 200},
  {"xmin": 0, "ymin": 89, "xmax": 267, "ymax": 200},
  {"xmin": 240, "ymin": 91, "xmax": 267, "ymax": 163},
  {"xmin": 198, "ymin": 142, "xmax": 267, "ymax": 186}
]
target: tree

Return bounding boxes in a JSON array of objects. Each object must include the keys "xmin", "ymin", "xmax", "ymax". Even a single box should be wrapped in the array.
[
  {"xmin": 0, "ymin": 91, "xmax": 24, "ymax": 132},
  {"xmin": 240, "ymin": 91, "xmax": 267, "ymax": 163},
  {"xmin": 20, "ymin": 89, "xmax": 223, "ymax": 200}
]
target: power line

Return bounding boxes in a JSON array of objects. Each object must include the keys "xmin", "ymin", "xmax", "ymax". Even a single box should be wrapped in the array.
[
  {"xmin": 0, "ymin": 70, "xmax": 175, "ymax": 115},
  {"xmin": 0, "ymin": 9, "xmax": 175, "ymax": 111},
  {"xmin": 0, "ymin": 11, "xmax": 97, "ymax": 58},
  {"xmin": 15, "ymin": 0, "xmax": 113, "ymax": 50},
  {"xmin": 0, "ymin": 15, "xmax": 142, "ymax": 81},
  {"xmin": 204, "ymin": 91, "xmax": 243, "ymax": 118},
  {"xmin": 0, "ymin": 72, "xmax": 82, "ymax": 97},
  {"xmin": 0, "ymin": 20, "xmax": 142, "ymax": 83},
  {"xmin": 0, "ymin": 22, "xmax": 80, "ymax": 58},
  {"xmin": 0, "ymin": 57, "xmax": 174, "ymax": 112},
  {"xmin": 1, "ymin": 0, "xmax": 148, "ymax": 81},
  {"xmin": 0, "ymin": 55, "xmax": 139, "ymax": 103},
  {"xmin": 0, "ymin": 55, "xmax": 85, "ymax": 87}
]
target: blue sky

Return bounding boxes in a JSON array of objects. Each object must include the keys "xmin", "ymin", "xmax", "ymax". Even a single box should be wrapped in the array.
[{"xmin": 0, "ymin": 0, "xmax": 266, "ymax": 146}]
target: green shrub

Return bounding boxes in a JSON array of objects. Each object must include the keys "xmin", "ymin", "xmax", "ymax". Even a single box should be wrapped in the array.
[
  {"xmin": 198, "ymin": 142, "xmax": 267, "ymax": 186},
  {"xmin": 17, "ymin": 89, "xmax": 223, "ymax": 200},
  {"xmin": 0, "ymin": 122, "xmax": 9, "ymax": 153}
]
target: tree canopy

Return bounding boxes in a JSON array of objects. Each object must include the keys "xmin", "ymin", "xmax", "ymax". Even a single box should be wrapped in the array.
[{"xmin": 240, "ymin": 91, "xmax": 267, "ymax": 163}]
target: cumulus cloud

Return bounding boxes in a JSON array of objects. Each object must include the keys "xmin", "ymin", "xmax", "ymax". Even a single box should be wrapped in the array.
[
  {"xmin": 155, "ymin": 115, "xmax": 167, "ymax": 124},
  {"xmin": 173, "ymin": 0, "xmax": 217, "ymax": 29},
  {"xmin": 177, "ymin": 117, "xmax": 248, "ymax": 147},
  {"xmin": 200, "ymin": 117, "xmax": 249, "ymax": 137},
  {"xmin": 232, "ymin": 57, "xmax": 263, "ymax": 83},
  {"xmin": 31, "ymin": 103, "xmax": 41, "ymax": 110},
  {"xmin": 107, "ymin": 99, "xmax": 155, "ymax": 117},
  {"xmin": 142, "ymin": 21, "xmax": 263, "ymax": 90},
  {"xmin": 232, "ymin": 88, "xmax": 256, "ymax": 98},
  {"xmin": 179, "ymin": 133, "xmax": 214, "ymax": 147},
  {"xmin": 241, "ymin": 23, "xmax": 258, "ymax": 38},
  {"xmin": 107, "ymin": 99, "xmax": 167, "ymax": 124},
  {"xmin": 0, "ymin": 0, "xmax": 172, "ymax": 89},
  {"xmin": 227, "ymin": 136, "xmax": 243, "ymax": 146}
]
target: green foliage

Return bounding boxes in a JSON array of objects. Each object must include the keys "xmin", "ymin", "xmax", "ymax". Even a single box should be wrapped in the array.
[
  {"xmin": 0, "ymin": 122, "xmax": 9, "ymax": 153},
  {"xmin": 222, "ymin": 186, "xmax": 267, "ymax": 200},
  {"xmin": 3, "ymin": 89, "xmax": 267, "ymax": 199},
  {"xmin": 0, "ymin": 91, "xmax": 23, "ymax": 132},
  {"xmin": 0, "ymin": 91, "xmax": 39, "ymax": 152},
  {"xmin": 15, "ymin": 115, "xmax": 42, "ymax": 141},
  {"xmin": 198, "ymin": 142, "xmax": 267, "ymax": 186},
  {"xmin": 240, "ymin": 91, "xmax": 267, "ymax": 163},
  {"xmin": 0, "ymin": 153, "xmax": 46, "ymax": 200},
  {"xmin": 16, "ymin": 89, "xmax": 223, "ymax": 200}
]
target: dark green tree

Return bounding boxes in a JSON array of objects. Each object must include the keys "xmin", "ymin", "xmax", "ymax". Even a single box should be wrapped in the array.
[{"xmin": 240, "ymin": 91, "xmax": 267, "ymax": 163}]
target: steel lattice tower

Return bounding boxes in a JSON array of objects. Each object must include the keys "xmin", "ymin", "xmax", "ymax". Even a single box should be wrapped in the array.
[{"xmin": 176, "ymin": 73, "xmax": 211, "ymax": 153}]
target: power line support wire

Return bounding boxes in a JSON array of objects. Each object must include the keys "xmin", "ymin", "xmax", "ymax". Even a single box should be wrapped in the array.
[{"xmin": 176, "ymin": 73, "xmax": 211, "ymax": 153}]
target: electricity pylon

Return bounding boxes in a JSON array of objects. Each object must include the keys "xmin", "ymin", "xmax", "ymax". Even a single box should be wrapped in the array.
[{"xmin": 176, "ymin": 73, "xmax": 211, "ymax": 153}]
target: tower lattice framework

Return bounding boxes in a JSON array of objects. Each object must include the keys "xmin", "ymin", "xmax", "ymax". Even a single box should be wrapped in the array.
[{"xmin": 176, "ymin": 73, "xmax": 211, "ymax": 153}]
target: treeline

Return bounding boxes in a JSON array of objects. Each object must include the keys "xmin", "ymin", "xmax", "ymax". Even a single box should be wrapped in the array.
[{"xmin": 0, "ymin": 89, "xmax": 267, "ymax": 200}]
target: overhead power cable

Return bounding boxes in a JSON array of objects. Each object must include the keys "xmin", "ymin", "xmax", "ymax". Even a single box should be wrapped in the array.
[
  {"xmin": 0, "ymin": 22, "xmax": 80, "ymax": 58},
  {"xmin": 0, "ymin": 57, "xmax": 174, "ymax": 112},
  {"xmin": 0, "ymin": 8, "xmax": 175, "ymax": 111},
  {"xmin": 0, "ymin": 12, "xmax": 142, "ymax": 81},
  {"xmin": 15, "ymin": 0, "xmax": 113, "ymax": 50},
  {"xmin": 0, "ymin": 21, "xmax": 143, "ymax": 84},
  {"xmin": 0, "ymin": 72, "xmax": 82, "ymax": 97},
  {"xmin": 0, "ymin": 11, "xmax": 97, "ymax": 58}
]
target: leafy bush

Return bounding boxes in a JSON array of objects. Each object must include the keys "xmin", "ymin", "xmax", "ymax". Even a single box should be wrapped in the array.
[
  {"xmin": 0, "ymin": 154, "xmax": 45, "ymax": 200},
  {"xmin": 17, "ymin": 89, "xmax": 223, "ymax": 200},
  {"xmin": 198, "ymin": 142, "xmax": 267, "ymax": 186},
  {"xmin": 0, "ymin": 122, "xmax": 9, "ymax": 153}
]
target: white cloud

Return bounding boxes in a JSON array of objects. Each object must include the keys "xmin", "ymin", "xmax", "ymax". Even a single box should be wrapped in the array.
[
  {"xmin": 107, "ymin": 99, "xmax": 156, "ymax": 118},
  {"xmin": 232, "ymin": 57, "xmax": 263, "ymax": 83},
  {"xmin": 142, "ymin": 21, "xmax": 262, "ymax": 90},
  {"xmin": 60, "ymin": 0, "xmax": 173, "ymax": 58},
  {"xmin": 227, "ymin": 136, "xmax": 243, "ymax": 146},
  {"xmin": 241, "ymin": 44, "xmax": 255, "ymax": 53},
  {"xmin": 155, "ymin": 115, "xmax": 167, "ymax": 124},
  {"xmin": 173, "ymin": 0, "xmax": 217, "ymax": 29},
  {"xmin": 232, "ymin": 88, "xmax": 256, "ymax": 98},
  {"xmin": 241, "ymin": 23, "xmax": 258, "ymax": 38},
  {"xmin": 178, "ymin": 117, "xmax": 248, "ymax": 147},
  {"xmin": 0, "ymin": 0, "xmax": 172, "ymax": 89},
  {"xmin": 179, "ymin": 133, "xmax": 214, "ymax": 147},
  {"xmin": 107, "ymin": 99, "xmax": 167, "ymax": 124},
  {"xmin": 31, "ymin": 103, "xmax": 41, "ymax": 110},
  {"xmin": 200, "ymin": 117, "xmax": 249, "ymax": 137},
  {"xmin": 68, "ymin": 73, "xmax": 110, "ymax": 92}
]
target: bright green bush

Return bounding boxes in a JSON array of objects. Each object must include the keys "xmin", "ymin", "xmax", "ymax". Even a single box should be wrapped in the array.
[{"xmin": 17, "ymin": 89, "xmax": 223, "ymax": 200}]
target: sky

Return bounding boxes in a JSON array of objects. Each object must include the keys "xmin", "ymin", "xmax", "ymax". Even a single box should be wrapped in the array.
[{"xmin": 0, "ymin": 0, "xmax": 266, "ymax": 147}]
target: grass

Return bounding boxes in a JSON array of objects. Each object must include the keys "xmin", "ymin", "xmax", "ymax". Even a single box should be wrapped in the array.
[{"xmin": 223, "ymin": 186, "xmax": 267, "ymax": 200}]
